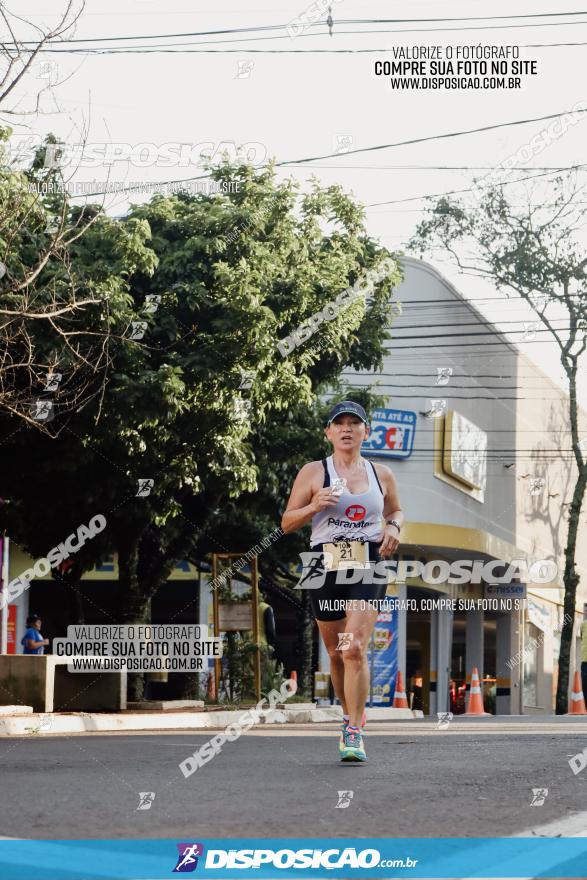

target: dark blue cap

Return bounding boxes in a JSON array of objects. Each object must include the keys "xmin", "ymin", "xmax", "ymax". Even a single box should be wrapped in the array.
[{"xmin": 326, "ymin": 400, "xmax": 368, "ymax": 425}]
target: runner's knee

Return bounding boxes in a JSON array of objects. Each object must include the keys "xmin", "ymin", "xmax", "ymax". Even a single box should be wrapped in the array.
[
  {"xmin": 327, "ymin": 643, "xmax": 344, "ymax": 664},
  {"xmin": 341, "ymin": 638, "xmax": 366, "ymax": 662}
]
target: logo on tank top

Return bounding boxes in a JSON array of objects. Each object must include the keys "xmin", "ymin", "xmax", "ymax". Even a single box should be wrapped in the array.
[{"xmin": 344, "ymin": 504, "xmax": 366, "ymax": 521}]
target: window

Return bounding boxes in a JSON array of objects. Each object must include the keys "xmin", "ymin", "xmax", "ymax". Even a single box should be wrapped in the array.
[{"xmin": 523, "ymin": 623, "xmax": 541, "ymax": 708}]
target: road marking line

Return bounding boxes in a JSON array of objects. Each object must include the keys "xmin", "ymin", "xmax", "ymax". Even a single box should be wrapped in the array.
[{"xmin": 513, "ymin": 808, "xmax": 587, "ymax": 838}]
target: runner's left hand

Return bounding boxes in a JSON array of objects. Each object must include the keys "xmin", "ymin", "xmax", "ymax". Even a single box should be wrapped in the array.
[{"xmin": 379, "ymin": 524, "xmax": 400, "ymax": 558}]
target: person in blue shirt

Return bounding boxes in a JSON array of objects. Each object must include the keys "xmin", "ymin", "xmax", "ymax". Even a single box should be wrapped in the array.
[{"xmin": 21, "ymin": 614, "xmax": 49, "ymax": 655}]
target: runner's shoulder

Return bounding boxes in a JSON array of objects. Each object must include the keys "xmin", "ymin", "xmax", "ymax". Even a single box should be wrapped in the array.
[
  {"xmin": 297, "ymin": 460, "xmax": 325, "ymax": 478},
  {"xmin": 370, "ymin": 460, "xmax": 396, "ymax": 485},
  {"xmin": 294, "ymin": 460, "xmax": 326, "ymax": 486}
]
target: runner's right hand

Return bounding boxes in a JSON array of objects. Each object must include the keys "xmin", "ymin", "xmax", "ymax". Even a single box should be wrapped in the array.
[{"xmin": 310, "ymin": 488, "xmax": 340, "ymax": 513}]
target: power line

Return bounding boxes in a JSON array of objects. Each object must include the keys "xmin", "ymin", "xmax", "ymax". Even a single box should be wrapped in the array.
[
  {"xmin": 360, "ymin": 394, "xmax": 573, "ymax": 400},
  {"xmin": 11, "ymin": 23, "xmax": 285, "ymax": 45},
  {"xmin": 525, "ymin": 40, "xmax": 587, "ymax": 47},
  {"xmin": 33, "ymin": 40, "xmax": 587, "ymax": 53},
  {"xmin": 32, "ymin": 39, "xmax": 587, "ymax": 53},
  {"xmin": 385, "ymin": 327, "xmax": 573, "ymax": 341},
  {"xmin": 370, "ymin": 333, "xmax": 575, "ymax": 350},
  {"xmin": 390, "ymin": 316, "xmax": 571, "ymax": 328},
  {"xmin": 68, "ymin": 112, "xmax": 587, "ymax": 200},
  {"xmin": 385, "ymin": 432, "xmax": 582, "ymax": 435},
  {"xmin": 349, "ymin": 377, "xmax": 582, "ymax": 392},
  {"xmin": 346, "ymin": 372, "xmax": 516, "ymax": 378},
  {"xmin": 14, "ymin": 11, "xmax": 587, "ymax": 45},
  {"xmin": 370, "ymin": 353, "xmax": 565, "ymax": 360},
  {"xmin": 365, "ymin": 165, "xmax": 587, "ymax": 207},
  {"xmin": 365, "ymin": 451, "xmax": 580, "ymax": 460},
  {"xmin": 396, "ymin": 303, "xmax": 582, "ymax": 313},
  {"xmin": 289, "ymin": 164, "xmax": 585, "ymax": 172},
  {"xmin": 396, "ymin": 295, "xmax": 584, "ymax": 305},
  {"xmin": 399, "ymin": 306, "xmax": 580, "ymax": 314},
  {"xmin": 295, "ymin": 21, "xmax": 587, "ymax": 38},
  {"xmin": 355, "ymin": 374, "xmax": 577, "ymax": 381},
  {"xmin": 374, "ymin": 206, "xmax": 576, "ymax": 214},
  {"xmin": 362, "ymin": 448, "xmax": 580, "ymax": 453},
  {"xmin": 397, "ymin": 315, "xmax": 576, "ymax": 325},
  {"xmin": 383, "ymin": 339, "xmax": 566, "ymax": 349},
  {"xmin": 349, "ymin": 372, "xmax": 523, "ymax": 378},
  {"xmin": 289, "ymin": 155, "xmax": 584, "ymax": 187},
  {"xmin": 350, "ymin": 379, "xmax": 579, "ymax": 388},
  {"xmin": 350, "ymin": 360, "xmax": 567, "ymax": 370},
  {"xmin": 26, "ymin": 22, "xmax": 587, "ymax": 55}
]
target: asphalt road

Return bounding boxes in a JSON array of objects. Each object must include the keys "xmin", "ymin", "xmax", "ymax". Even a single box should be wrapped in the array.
[{"xmin": 1, "ymin": 717, "xmax": 587, "ymax": 839}]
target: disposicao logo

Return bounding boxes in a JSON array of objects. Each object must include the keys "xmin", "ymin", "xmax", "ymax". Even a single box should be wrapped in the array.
[
  {"xmin": 202, "ymin": 847, "xmax": 386, "ymax": 870},
  {"xmin": 173, "ymin": 842, "xmax": 204, "ymax": 872}
]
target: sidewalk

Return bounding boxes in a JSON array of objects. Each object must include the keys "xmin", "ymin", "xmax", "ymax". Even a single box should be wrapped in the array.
[{"xmin": 0, "ymin": 703, "xmax": 422, "ymax": 736}]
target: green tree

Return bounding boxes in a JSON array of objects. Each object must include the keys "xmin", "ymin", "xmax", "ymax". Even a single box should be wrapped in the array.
[
  {"xmin": 0, "ymin": 126, "xmax": 141, "ymax": 430},
  {"xmin": 0, "ymin": 159, "xmax": 401, "ymax": 700}
]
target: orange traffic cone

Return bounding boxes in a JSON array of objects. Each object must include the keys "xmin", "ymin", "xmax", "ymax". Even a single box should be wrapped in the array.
[
  {"xmin": 465, "ymin": 667, "xmax": 491, "ymax": 716},
  {"xmin": 567, "ymin": 670, "xmax": 587, "ymax": 715},
  {"xmin": 392, "ymin": 671, "xmax": 409, "ymax": 708}
]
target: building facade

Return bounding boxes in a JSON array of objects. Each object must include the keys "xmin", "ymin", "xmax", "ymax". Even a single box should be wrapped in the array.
[{"xmin": 320, "ymin": 255, "xmax": 587, "ymax": 715}]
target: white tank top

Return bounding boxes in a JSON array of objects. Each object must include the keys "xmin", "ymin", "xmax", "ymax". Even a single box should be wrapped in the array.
[{"xmin": 310, "ymin": 455, "xmax": 385, "ymax": 546}]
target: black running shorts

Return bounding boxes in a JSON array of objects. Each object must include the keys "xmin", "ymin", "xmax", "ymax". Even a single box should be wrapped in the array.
[{"xmin": 307, "ymin": 541, "xmax": 388, "ymax": 622}]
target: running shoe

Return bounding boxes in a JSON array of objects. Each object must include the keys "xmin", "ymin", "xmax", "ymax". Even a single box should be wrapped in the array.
[
  {"xmin": 339, "ymin": 710, "xmax": 367, "ymax": 752},
  {"xmin": 340, "ymin": 727, "xmax": 367, "ymax": 762}
]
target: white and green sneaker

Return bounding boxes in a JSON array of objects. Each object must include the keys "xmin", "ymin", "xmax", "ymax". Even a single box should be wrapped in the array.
[
  {"xmin": 339, "ymin": 711, "xmax": 366, "ymax": 753},
  {"xmin": 340, "ymin": 726, "xmax": 367, "ymax": 762}
]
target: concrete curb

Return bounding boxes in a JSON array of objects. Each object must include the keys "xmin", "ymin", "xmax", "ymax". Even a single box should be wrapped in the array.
[
  {"xmin": 0, "ymin": 705, "xmax": 33, "ymax": 715},
  {"xmin": 127, "ymin": 700, "xmax": 205, "ymax": 711},
  {"xmin": 0, "ymin": 705, "xmax": 422, "ymax": 736},
  {"xmin": 284, "ymin": 706, "xmax": 420, "ymax": 722}
]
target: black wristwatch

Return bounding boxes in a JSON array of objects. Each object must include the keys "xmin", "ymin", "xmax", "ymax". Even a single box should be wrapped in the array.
[{"xmin": 386, "ymin": 519, "xmax": 401, "ymax": 533}]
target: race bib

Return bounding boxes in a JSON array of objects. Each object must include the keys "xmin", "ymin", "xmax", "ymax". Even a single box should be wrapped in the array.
[{"xmin": 323, "ymin": 541, "xmax": 368, "ymax": 571}]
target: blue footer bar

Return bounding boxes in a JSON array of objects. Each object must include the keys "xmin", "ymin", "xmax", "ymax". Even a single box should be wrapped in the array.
[{"xmin": 0, "ymin": 837, "xmax": 586, "ymax": 879}]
